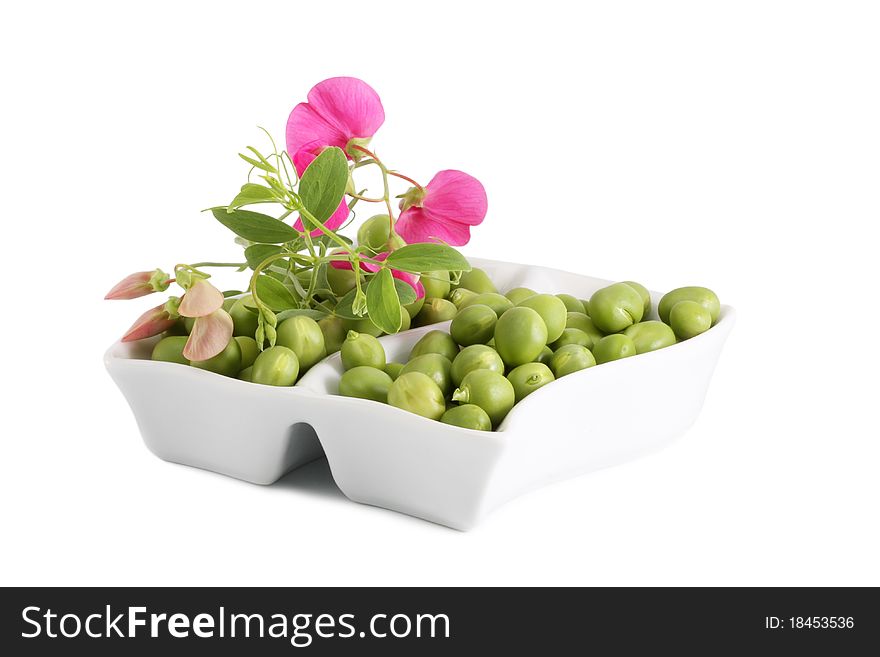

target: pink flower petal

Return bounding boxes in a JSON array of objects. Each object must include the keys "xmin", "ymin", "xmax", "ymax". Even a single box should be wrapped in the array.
[
  {"xmin": 422, "ymin": 170, "xmax": 487, "ymax": 226},
  {"xmin": 105, "ymin": 271, "xmax": 154, "ymax": 300},
  {"xmin": 286, "ymin": 77, "xmax": 384, "ymax": 164},
  {"xmin": 178, "ymin": 279, "xmax": 224, "ymax": 318},
  {"xmin": 294, "ymin": 198, "xmax": 350, "ymax": 236},
  {"xmin": 121, "ymin": 304, "xmax": 177, "ymax": 342},
  {"xmin": 395, "ymin": 206, "xmax": 474, "ymax": 246},
  {"xmin": 183, "ymin": 309, "xmax": 234, "ymax": 362}
]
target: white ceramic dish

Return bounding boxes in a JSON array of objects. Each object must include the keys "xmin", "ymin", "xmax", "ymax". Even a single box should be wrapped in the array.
[{"xmin": 105, "ymin": 258, "xmax": 735, "ymax": 530}]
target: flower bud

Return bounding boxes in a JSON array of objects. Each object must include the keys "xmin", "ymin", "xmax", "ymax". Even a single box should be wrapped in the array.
[
  {"xmin": 121, "ymin": 304, "xmax": 178, "ymax": 342},
  {"xmin": 105, "ymin": 268, "xmax": 169, "ymax": 300}
]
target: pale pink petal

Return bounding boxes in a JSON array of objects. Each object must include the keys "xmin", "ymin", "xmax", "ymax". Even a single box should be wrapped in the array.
[
  {"xmin": 422, "ymin": 170, "xmax": 487, "ymax": 226},
  {"xmin": 178, "ymin": 279, "xmax": 224, "ymax": 318},
  {"xmin": 121, "ymin": 304, "xmax": 177, "ymax": 342},
  {"xmin": 183, "ymin": 309, "xmax": 234, "ymax": 362},
  {"xmin": 294, "ymin": 198, "xmax": 350, "ymax": 236},
  {"xmin": 395, "ymin": 206, "xmax": 474, "ymax": 246},
  {"xmin": 306, "ymin": 77, "xmax": 384, "ymax": 144},
  {"xmin": 105, "ymin": 271, "xmax": 154, "ymax": 300}
]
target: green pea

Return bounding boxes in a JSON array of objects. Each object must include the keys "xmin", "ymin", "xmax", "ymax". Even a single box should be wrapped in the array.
[
  {"xmin": 346, "ymin": 315, "xmax": 384, "ymax": 337},
  {"xmin": 276, "ymin": 315, "xmax": 327, "ymax": 372},
  {"xmin": 451, "ymin": 370, "xmax": 515, "ymax": 428},
  {"xmin": 326, "ymin": 253, "xmax": 360, "ymax": 296},
  {"xmin": 229, "ymin": 296, "xmax": 259, "ymax": 338},
  {"xmin": 550, "ymin": 344, "xmax": 596, "ymax": 377},
  {"xmin": 409, "ymin": 330, "xmax": 459, "ymax": 363},
  {"xmin": 183, "ymin": 316, "xmax": 196, "ymax": 333},
  {"xmin": 151, "ymin": 336, "xmax": 189, "ymax": 365},
  {"xmin": 589, "ymin": 283, "xmax": 644, "ymax": 333},
  {"xmin": 318, "ymin": 316, "xmax": 348, "ymax": 355},
  {"xmin": 669, "ymin": 301, "xmax": 712, "ymax": 340},
  {"xmin": 441, "ymin": 404, "xmax": 492, "ymax": 431},
  {"xmin": 579, "ymin": 299, "xmax": 591, "ymax": 316},
  {"xmin": 190, "ymin": 337, "xmax": 242, "ymax": 378},
  {"xmin": 222, "ymin": 297, "xmax": 237, "ymax": 312},
  {"xmin": 453, "ymin": 268, "xmax": 497, "ymax": 294},
  {"xmin": 450, "ymin": 304, "xmax": 498, "ymax": 346},
  {"xmin": 505, "ymin": 287, "xmax": 537, "ymax": 305},
  {"xmin": 413, "ymin": 298, "xmax": 458, "ymax": 327},
  {"xmin": 494, "ymin": 306, "xmax": 548, "ymax": 367},
  {"xmin": 388, "ymin": 372, "xmax": 446, "ymax": 420},
  {"xmin": 164, "ymin": 319, "xmax": 189, "ymax": 336},
  {"xmin": 658, "ymin": 286, "xmax": 720, "ymax": 324},
  {"xmin": 401, "ymin": 353, "xmax": 454, "ymax": 396},
  {"xmin": 450, "ymin": 344, "xmax": 504, "ymax": 387},
  {"xmin": 356, "ymin": 214, "xmax": 402, "ymax": 252},
  {"xmin": 237, "ymin": 366, "xmax": 253, "ymax": 382},
  {"xmin": 507, "ymin": 362, "xmax": 555, "ymax": 403},
  {"xmin": 384, "ymin": 362, "xmax": 405, "ymax": 380},
  {"xmin": 234, "ymin": 336, "xmax": 259, "ymax": 369},
  {"xmin": 535, "ymin": 345, "xmax": 554, "ymax": 365},
  {"xmin": 397, "ymin": 306, "xmax": 411, "ymax": 333},
  {"xmin": 461, "ymin": 292, "xmax": 514, "ymax": 317},
  {"xmin": 449, "ymin": 288, "xmax": 479, "ymax": 308},
  {"xmin": 338, "ymin": 366, "xmax": 393, "ymax": 402},
  {"xmin": 251, "ymin": 345, "xmax": 300, "ymax": 386},
  {"xmin": 517, "ymin": 293, "xmax": 567, "ymax": 343},
  {"xmin": 421, "ymin": 270, "xmax": 451, "ymax": 300},
  {"xmin": 592, "ymin": 334, "xmax": 637, "ymax": 364},
  {"xmin": 341, "ymin": 331, "xmax": 386, "ymax": 370},
  {"xmin": 555, "ymin": 294, "xmax": 585, "ymax": 314},
  {"xmin": 403, "ymin": 295, "xmax": 425, "ymax": 319},
  {"xmin": 565, "ymin": 312, "xmax": 604, "ymax": 345},
  {"xmin": 550, "ymin": 328, "xmax": 592, "ymax": 351},
  {"xmin": 623, "ymin": 320, "xmax": 677, "ymax": 353},
  {"xmin": 622, "ymin": 281, "xmax": 652, "ymax": 318}
]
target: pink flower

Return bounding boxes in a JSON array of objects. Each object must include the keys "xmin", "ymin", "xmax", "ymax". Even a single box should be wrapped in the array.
[
  {"xmin": 286, "ymin": 77, "xmax": 385, "ymax": 164},
  {"xmin": 178, "ymin": 279, "xmax": 224, "ymax": 318},
  {"xmin": 105, "ymin": 270, "xmax": 167, "ymax": 300},
  {"xmin": 184, "ymin": 309, "xmax": 234, "ymax": 362},
  {"xmin": 330, "ymin": 251, "xmax": 425, "ymax": 299},
  {"xmin": 121, "ymin": 304, "xmax": 178, "ymax": 342},
  {"xmin": 291, "ymin": 148, "xmax": 350, "ymax": 236},
  {"xmin": 395, "ymin": 170, "xmax": 487, "ymax": 246}
]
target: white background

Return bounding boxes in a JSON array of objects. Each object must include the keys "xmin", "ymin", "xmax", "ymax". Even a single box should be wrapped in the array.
[{"xmin": 1, "ymin": 1, "xmax": 878, "ymax": 586}]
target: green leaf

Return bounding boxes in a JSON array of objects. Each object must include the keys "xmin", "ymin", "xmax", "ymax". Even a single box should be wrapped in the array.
[
  {"xmin": 255, "ymin": 274, "xmax": 299, "ymax": 311},
  {"xmin": 366, "ymin": 268, "xmax": 402, "ymax": 334},
  {"xmin": 385, "ymin": 243, "xmax": 471, "ymax": 273},
  {"xmin": 298, "ymin": 147, "xmax": 349, "ymax": 226},
  {"xmin": 313, "ymin": 233, "xmax": 353, "ymax": 248},
  {"xmin": 222, "ymin": 289, "xmax": 245, "ymax": 298},
  {"xmin": 239, "ymin": 148, "xmax": 278, "ymax": 174},
  {"xmin": 244, "ymin": 244, "xmax": 283, "ymax": 270},
  {"xmin": 275, "ymin": 308, "xmax": 331, "ymax": 322},
  {"xmin": 393, "ymin": 278, "xmax": 418, "ymax": 306},
  {"xmin": 229, "ymin": 183, "xmax": 278, "ymax": 210},
  {"xmin": 211, "ymin": 208, "xmax": 299, "ymax": 244}
]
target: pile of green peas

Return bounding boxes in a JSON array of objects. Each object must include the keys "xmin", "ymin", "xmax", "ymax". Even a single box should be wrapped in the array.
[
  {"xmin": 335, "ymin": 269, "xmax": 721, "ymax": 431},
  {"xmin": 148, "ymin": 295, "xmax": 331, "ymax": 386}
]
